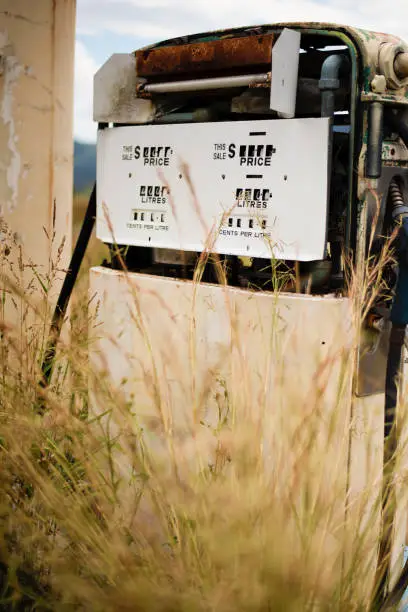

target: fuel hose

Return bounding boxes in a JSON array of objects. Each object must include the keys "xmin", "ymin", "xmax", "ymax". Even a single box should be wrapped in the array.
[
  {"xmin": 372, "ymin": 178, "xmax": 408, "ymax": 610},
  {"xmin": 40, "ymin": 183, "xmax": 96, "ymax": 393}
]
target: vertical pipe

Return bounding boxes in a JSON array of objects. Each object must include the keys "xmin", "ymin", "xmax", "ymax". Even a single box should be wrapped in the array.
[
  {"xmin": 366, "ymin": 102, "xmax": 384, "ymax": 179},
  {"xmin": 0, "ymin": 1, "xmax": 76, "ymax": 321},
  {"xmin": 319, "ymin": 54, "xmax": 349, "ymax": 118}
]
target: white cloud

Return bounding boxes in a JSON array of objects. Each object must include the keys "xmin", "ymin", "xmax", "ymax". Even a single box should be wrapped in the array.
[
  {"xmin": 76, "ymin": 0, "xmax": 408, "ymax": 40},
  {"xmin": 74, "ymin": 39, "xmax": 98, "ymax": 142},
  {"xmin": 98, "ymin": 19, "xmax": 177, "ymax": 39}
]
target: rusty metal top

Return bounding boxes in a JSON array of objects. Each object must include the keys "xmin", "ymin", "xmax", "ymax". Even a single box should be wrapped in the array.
[
  {"xmin": 134, "ymin": 22, "xmax": 408, "ymax": 104},
  {"xmin": 136, "ymin": 33, "xmax": 275, "ymax": 78}
]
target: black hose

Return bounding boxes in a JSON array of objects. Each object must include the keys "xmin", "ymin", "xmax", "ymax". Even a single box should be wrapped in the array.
[
  {"xmin": 373, "ymin": 324, "xmax": 405, "ymax": 608},
  {"xmin": 371, "ymin": 176, "xmax": 408, "ymax": 609},
  {"xmin": 385, "ymin": 325, "xmax": 406, "ymax": 440},
  {"xmin": 379, "ymin": 557, "xmax": 408, "ymax": 611},
  {"xmin": 374, "ymin": 112, "xmax": 408, "ymax": 608},
  {"xmin": 40, "ymin": 183, "xmax": 96, "ymax": 391}
]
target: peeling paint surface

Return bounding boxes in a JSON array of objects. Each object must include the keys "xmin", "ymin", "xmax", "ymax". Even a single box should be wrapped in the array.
[{"xmin": 0, "ymin": 30, "xmax": 22, "ymax": 212}]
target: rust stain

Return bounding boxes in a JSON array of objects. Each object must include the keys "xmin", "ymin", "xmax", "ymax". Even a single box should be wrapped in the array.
[
  {"xmin": 52, "ymin": 197, "xmax": 56, "ymax": 232},
  {"xmin": 48, "ymin": 0, "xmax": 56, "ymax": 235},
  {"xmin": 136, "ymin": 33, "xmax": 275, "ymax": 78},
  {"xmin": 0, "ymin": 10, "xmax": 47, "ymax": 26}
]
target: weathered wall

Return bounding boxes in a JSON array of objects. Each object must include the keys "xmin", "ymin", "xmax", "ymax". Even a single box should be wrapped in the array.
[{"xmin": 0, "ymin": 0, "xmax": 75, "ymax": 313}]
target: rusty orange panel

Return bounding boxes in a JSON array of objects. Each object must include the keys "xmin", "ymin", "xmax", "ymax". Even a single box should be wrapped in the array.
[{"xmin": 136, "ymin": 34, "xmax": 275, "ymax": 78}]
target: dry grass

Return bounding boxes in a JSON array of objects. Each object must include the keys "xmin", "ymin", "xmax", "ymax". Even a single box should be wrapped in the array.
[
  {"xmin": 73, "ymin": 191, "xmax": 108, "ymax": 271},
  {"xmin": 0, "ymin": 192, "xmax": 406, "ymax": 611},
  {"xmin": 71, "ymin": 190, "xmax": 109, "ymax": 359}
]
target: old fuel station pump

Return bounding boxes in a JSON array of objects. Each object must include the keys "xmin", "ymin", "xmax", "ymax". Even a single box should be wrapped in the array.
[{"xmin": 42, "ymin": 22, "xmax": 408, "ymax": 608}]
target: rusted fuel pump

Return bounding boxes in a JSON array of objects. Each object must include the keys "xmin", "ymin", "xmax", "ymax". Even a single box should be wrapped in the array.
[{"xmin": 42, "ymin": 22, "xmax": 408, "ymax": 609}]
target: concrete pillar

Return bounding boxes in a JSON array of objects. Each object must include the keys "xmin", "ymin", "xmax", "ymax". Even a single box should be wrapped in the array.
[{"xmin": 0, "ymin": 0, "xmax": 75, "ymax": 315}]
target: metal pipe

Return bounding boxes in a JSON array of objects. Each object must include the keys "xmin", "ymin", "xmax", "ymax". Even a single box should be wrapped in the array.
[
  {"xmin": 366, "ymin": 102, "xmax": 384, "ymax": 179},
  {"xmin": 318, "ymin": 54, "xmax": 349, "ymax": 118},
  {"xmin": 394, "ymin": 52, "xmax": 408, "ymax": 80},
  {"xmin": 142, "ymin": 73, "xmax": 270, "ymax": 94}
]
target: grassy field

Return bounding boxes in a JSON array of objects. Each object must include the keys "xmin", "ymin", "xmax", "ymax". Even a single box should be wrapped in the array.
[
  {"xmin": 0, "ymin": 193, "xmax": 406, "ymax": 611},
  {"xmin": 71, "ymin": 190, "xmax": 109, "ymax": 348}
]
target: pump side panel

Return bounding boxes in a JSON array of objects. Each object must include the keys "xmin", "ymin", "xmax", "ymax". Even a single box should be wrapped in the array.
[
  {"xmin": 347, "ymin": 392, "xmax": 408, "ymax": 595},
  {"xmin": 346, "ymin": 395, "xmax": 384, "ymax": 598},
  {"xmin": 89, "ymin": 266, "xmax": 354, "ymax": 585}
]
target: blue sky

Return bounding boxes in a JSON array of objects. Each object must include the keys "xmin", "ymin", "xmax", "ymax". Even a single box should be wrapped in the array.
[{"xmin": 74, "ymin": 0, "xmax": 408, "ymax": 143}]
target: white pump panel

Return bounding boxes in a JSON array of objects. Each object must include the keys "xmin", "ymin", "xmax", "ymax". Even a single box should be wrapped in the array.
[
  {"xmin": 270, "ymin": 28, "xmax": 301, "ymax": 118},
  {"xmin": 96, "ymin": 117, "xmax": 330, "ymax": 261}
]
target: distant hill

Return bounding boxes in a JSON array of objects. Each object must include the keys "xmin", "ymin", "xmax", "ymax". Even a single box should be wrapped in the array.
[{"xmin": 74, "ymin": 141, "xmax": 96, "ymax": 193}]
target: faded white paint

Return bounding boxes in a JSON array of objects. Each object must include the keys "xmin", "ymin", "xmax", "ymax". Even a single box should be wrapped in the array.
[
  {"xmin": 93, "ymin": 53, "xmax": 154, "ymax": 123},
  {"xmin": 1, "ymin": 59, "xmax": 22, "ymax": 211},
  {"xmin": 0, "ymin": 30, "xmax": 22, "ymax": 212}
]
